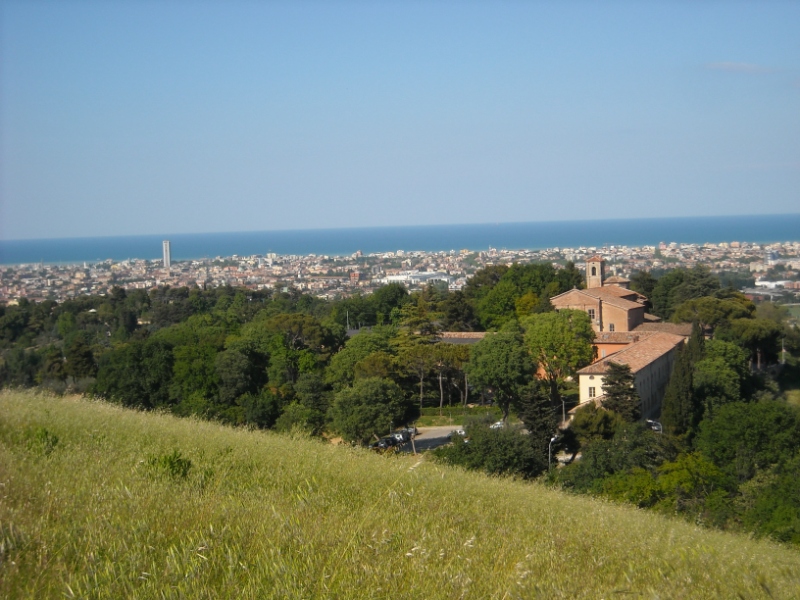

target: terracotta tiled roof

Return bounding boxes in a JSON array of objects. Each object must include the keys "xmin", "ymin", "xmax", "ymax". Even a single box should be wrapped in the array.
[
  {"xmin": 592, "ymin": 293, "xmax": 645, "ymax": 311},
  {"xmin": 633, "ymin": 322, "xmax": 692, "ymax": 337},
  {"xmin": 604, "ymin": 275, "xmax": 630, "ymax": 284},
  {"xmin": 589, "ymin": 286, "xmax": 640, "ymax": 301},
  {"xmin": 551, "ymin": 287, "xmax": 644, "ymax": 311},
  {"xmin": 578, "ymin": 332, "xmax": 684, "ymax": 375},
  {"xmin": 593, "ymin": 331, "xmax": 655, "ymax": 344}
]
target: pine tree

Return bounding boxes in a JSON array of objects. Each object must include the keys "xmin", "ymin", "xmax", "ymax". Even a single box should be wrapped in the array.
[{"xmin": 601, "ymin": 362, "xmax": 641, "ymax": 422}]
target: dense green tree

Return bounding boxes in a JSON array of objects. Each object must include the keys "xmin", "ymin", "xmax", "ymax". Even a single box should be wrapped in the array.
[
  {"xmin": 64, "ymin": 337, "xmax": 97, "ymax": 379},
  {"xmin": 274, "ymin": 402, "xmax": 317, "ymax": 434},
  {"xmin": 264, "ymin": 313, "xmax": 331, "ymax": 353},
  {"xmin": 521, "ymin": 310, "xmax": 594, "ymax": 421},
  {"xmin": 629, "ymin": 270, "xmax": 657, "ymax": 303},
  {"xmin": 722, "ymin": 318, "xmax": 782, "ymax": 370},
  {"xmin": 238, "ymin": 388, "xmax": 284, "ymax": 428},
  {"xmin": 328, "ymin": 377, "xmax": 415, "ymax": 444},
  {"xmin": 557, "ymin": 423, "xmax": 678, "ymax": 493},
  {"xmin": 570, "ymin": 402, "xmax": 625, "ymax": 443},
  {"xmin": 556, "ymin": 261, "xmax": 585, "ymax": 291},
  {"xmin": 56, "ymin": 312, "xmax": 78, "ymax": 340},
  {"xmin": 695, "ymin": 401, "xmax": 800, "ymax": 482},
  {"xmin": 92, "ymin": 338, "xmax": 174, "ymax": 409},
  {"xmin": 651, "ymin": 267, "xmax": 721, "ymax": 320},
  {"xmin": 741, "ymin": 455, "xmax": 800, "ymax": 544},
  {"xmin": 435, "ymin": 423, "xmax": 545, "ymax": 478},
  {"xmin": 671, "ymin": 295, "xmax": 754, "ymax": 330},
  {"xmin": 514, "ymin": 382, "xmax": 558, "ymax": 465},
  {"xmin": 469, "ymin": 262, "xmax": 582, "ymax": 330},
  {"xmin": 650, "ymin": 269, "xmax": 686, "ymax": 320},
  {"xmin": 215, "ymin": 348, "xmax": 255, "ymax": 405},
  {"xmin": 693, "ymin": 357, "xmax": 740, "ymax": 419},
  {"xmin": 439, "ymin": 290, "xmax": 479, "ymax": 331},
  {"xmin": 477, "ymin": 279, "xmax": 519, "ymax": 330},
  {"xmin": 292, "ymin": 372, "xmax": 330, "ymax": 434},
  {"xmin": 0, "ymin": 348, "xmax": 41, "ymax": 387},
  {"xmin": 399, "ymin": 293, "xmax": 440, "ymax": 337},
  {"xmin": 326, "ymin": 330, "xmax": 393, "ymax": 390},
  {"xmin": 601, "ymin": 362, "xmax": 641, "ymax": 422},
  {"xmin": 39, "ymin": 346, "xmax": 67, "ymax": 383},
  {"xmin": 674, "ymin": 266, "xmax": 721, "ymax": 305},
  {"xmin": 462, "ymin": 265, "xmax": 509, "ymax": 302},
  {"xmin": 354, "ymin": 351, "xmax": 397, "ymax": 381},
  {"xmin": 514, "ymin": 291, "xmax": 539, "ymax": 320},
  {"xmin": 370, "ymin": 283, "xmax": 410, "ymax": 325},
  {"xmin": 655, "ymin": 453, "xmax": 734, "ymax": 519},
  {"xmin": 398, "ymin": 343, "xmax": 435, "ymax": 408},
  {"xmin": 464, "ymin": 330, "xmax": 534, "ymax": 422}
]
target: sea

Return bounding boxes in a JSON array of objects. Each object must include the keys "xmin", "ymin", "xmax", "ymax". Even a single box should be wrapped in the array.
[{"xmin": 1, "ymin": 214, "xmax": 799, "ymax": 266}]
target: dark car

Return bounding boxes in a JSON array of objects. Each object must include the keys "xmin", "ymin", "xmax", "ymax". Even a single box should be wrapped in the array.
[{"xmin": 370, "ymin": 436, "xmax": 400, "ymax": 451}]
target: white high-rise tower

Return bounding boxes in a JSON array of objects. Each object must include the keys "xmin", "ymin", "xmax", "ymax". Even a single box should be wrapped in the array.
[{"xmin": 162, "ymin": 240, "xmax": 171, "ymax": 269}]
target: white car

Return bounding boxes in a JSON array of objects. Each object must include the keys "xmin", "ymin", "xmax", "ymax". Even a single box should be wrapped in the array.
[{"xmin": 489, "ymin": 420, "xmax": 505, "ymax": 429}]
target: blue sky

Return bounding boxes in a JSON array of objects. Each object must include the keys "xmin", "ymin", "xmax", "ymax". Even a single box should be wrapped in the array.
[{"xmin": 2, "ymin": 1, "xmax": 798, "ymax": 240}]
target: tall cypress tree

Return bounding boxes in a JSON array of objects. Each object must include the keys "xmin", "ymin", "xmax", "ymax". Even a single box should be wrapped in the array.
[
  {"xmin": 661, "ymin": 323, "xmax": 706, "ymax": 437},
  {"xmin": 602, "ymin": 362, "xmax": 641, "ymax": 422},
  {"xmin": 661, "ymin": 346, "xmax": 694, "ymax": 436},
  {"xmin": 685, "ymin": 321, "xmax": 706, "ymax": 364}
]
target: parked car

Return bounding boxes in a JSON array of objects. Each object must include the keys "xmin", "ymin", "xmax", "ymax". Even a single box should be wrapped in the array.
[
  {"xmin": 370, "ymin": 436, "xmax": 399, "ymax": 451},
  {"xmin": 489, "ymin": 420, "xmax": 505, "ymax": 430},
  {"xmin": 391, "ymin": 431, "xmax": 410, "ymax": 443}
]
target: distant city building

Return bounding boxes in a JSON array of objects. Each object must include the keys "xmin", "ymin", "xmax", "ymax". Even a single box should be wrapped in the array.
[{"xmin": 162, "ymin": 240, "xmax": 171, "ymax": 269}]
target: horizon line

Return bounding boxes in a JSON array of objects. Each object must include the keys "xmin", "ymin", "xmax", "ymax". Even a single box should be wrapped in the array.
[{"xmin": 4, "ymin": 212, "xmax": 800, "ymax": 244}]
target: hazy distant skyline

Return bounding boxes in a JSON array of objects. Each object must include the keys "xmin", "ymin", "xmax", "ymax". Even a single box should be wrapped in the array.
[{"xmin": 2, "ymin": 2, "xmax": 798, "ymax": 241}]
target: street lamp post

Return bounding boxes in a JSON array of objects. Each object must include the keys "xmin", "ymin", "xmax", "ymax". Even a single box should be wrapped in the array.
[{"xmin": 548, "ymin": 435, "xmax": 560, "ymax": 471}]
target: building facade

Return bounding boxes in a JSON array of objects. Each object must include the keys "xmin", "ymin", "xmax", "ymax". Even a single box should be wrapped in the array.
[
  {"xmin": 162, "ymin": 240, "xmax": 171, "ymax": 269},
  {"xmin": 576, "ymin": 332, "xmax": 684, "ymax": 420}
]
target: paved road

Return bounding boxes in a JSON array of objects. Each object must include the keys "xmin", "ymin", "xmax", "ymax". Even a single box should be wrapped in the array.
[{"xmin": 402, "ymin": 426, "xmax": 462, "ymax": 453}]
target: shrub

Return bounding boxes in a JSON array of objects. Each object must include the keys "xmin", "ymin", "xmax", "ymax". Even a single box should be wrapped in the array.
[
  {"xmin": 433, "ymin": 424, "xmax": 545, "ymax": 479},
  {"xmin": 147, "ymin": 449, "xmax": 192, "ymax": 480}
]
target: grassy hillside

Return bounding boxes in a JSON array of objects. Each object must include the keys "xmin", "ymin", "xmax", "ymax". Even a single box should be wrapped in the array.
[{"xmin": 2, "ymin": 392, "xmax": 799, "ymax": 599}]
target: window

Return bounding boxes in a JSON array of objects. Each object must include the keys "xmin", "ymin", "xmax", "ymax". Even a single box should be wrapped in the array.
[
  {"xmin": 588, "ymin": 387, "xmax": 596, "ymax": 398},
  {"xmin": 608, "ymin": 323, "xmax": 615, "ymax": 332},
  {"xmin": 587, "ymin": 308, "xmax": 596, "ymax": 321},
  {"xmin": 601, "ymin": 350, "xmax": 606, "ymax": 358},
  {"xmin": 591, "ymin": 266, "xmax": 597, "ymax": 276}
]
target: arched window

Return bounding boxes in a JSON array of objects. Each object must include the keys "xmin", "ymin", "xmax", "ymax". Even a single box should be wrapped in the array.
[{"xmin": 591, "ymin": 266, "xmax": 597, "ymax": 276}]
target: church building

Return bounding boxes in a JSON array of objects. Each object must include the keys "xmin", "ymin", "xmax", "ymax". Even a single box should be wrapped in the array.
[
  {"xmin": 549, "ymin": 256, "xmax": 657, "ymax": 332},
  {"xmin": 551, "ymin": 257, "xmax": 686, "ymax": 421}
]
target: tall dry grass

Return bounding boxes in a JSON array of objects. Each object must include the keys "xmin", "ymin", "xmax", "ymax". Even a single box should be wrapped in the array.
[{"xmin": 1, "ymin": 390, "xmax": 799, "ymax": 599}]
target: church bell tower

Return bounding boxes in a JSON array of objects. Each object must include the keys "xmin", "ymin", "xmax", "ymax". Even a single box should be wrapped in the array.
[{"xmin": 586, "ymin": 256, "xmax": 605, "ymax": 289}]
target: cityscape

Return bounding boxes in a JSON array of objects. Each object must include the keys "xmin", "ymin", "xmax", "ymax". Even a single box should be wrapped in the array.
[{"xmin": 3, "ymin": 238, "xmax": 799, "ymax": 304}]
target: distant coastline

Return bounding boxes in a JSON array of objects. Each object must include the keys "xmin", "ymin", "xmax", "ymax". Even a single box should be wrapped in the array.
[{"xmin": 2, "ymin": 214, "xmax": 800, "ymax": 266}]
